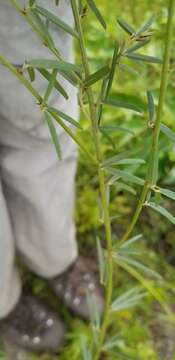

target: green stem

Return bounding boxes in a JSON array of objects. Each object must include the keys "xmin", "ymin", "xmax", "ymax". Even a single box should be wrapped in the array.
[
  {"xmin": 150, "ymin": 0, "xmax": 175, "ymax": 185},
  {"xmin": 94, "ymin": 169, "xmax": 113, "ymax": 360},
  {"xmin": 0, "ymin": 53, "xmax": 94, "ymax": 163},
  {"xmin": 0, "ymin": 54, "xmax": 42, "ymax": 103},
  {"xmin": 71, "ymin": 1, "xmax": 113, "ymax": 358},
  {"xmin": 119, "ymin": 0, "xmax": 175, "ymax": 245},
  {"xmin": 71, "ymin": 0, "xmax": 101, "ymax": 161}
]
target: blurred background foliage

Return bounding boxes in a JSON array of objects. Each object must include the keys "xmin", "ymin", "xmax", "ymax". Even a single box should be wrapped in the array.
[{"xmin": 8, "ymin": 1, "xmax": 175, "ymax": 359}]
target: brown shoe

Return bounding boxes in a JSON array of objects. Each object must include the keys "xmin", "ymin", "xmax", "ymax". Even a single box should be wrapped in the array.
[
  {"xmin": 49, "ymin": 256, "xmax": 104, "ymax": 320},
  {"xmin": 0, "ymin": 295, "xmax": 65, "ymax": 353}
]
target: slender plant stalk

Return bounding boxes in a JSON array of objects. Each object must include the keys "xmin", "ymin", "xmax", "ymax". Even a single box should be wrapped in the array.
[
  {"xmin": 119, "ymin": 0, "xmax": 175, "ymax": 246},
  {"xmin": 149, "ymin": 0, "xmax": 175, "ymax": 185},
  {"xmin": 70, "ymin": 1, "xmax": 113, "ymax": 358}
]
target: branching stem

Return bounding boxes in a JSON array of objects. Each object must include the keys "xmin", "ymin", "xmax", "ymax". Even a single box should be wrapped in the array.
[
  {"xmin": 71, "ymin": 1, "xmax": 113, "ymax": 358},
  {"xmin": 119, "ymin": 0, "xmax": 175, "ymax": 245}
]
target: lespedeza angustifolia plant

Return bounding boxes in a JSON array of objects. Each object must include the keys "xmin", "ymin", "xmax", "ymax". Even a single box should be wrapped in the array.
[{"xmin": 0, "ymin": 0, "xmax": 175, "ymax": 358}]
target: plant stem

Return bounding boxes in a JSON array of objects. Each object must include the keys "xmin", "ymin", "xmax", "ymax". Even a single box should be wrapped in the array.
[
  {"xmin": 150, "ymin": 0, "xmax": 175, "ymax": 185},
  {"xmin": 71, "ymin": 1, "xmax": 113, "ymax": 358},
  {"xmin": 119, "ymin": 0, "xmax": 175, "ymax": 245},
  {"xmin": 71, "ymin": 0, "xmax": 101, "ymax": 161}
]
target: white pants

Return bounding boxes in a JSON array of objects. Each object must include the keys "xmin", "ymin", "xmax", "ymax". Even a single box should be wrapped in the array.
[{"xmin": 0, "ymin": 0, "xmax": 78, "ymax": 318}]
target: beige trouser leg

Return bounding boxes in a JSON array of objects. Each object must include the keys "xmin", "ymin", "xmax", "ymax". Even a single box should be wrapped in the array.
[
  {"xmin": 0, "ymin": 0, "xmax": 78, "ymax": 318},
  {"xmin": 0, "ymin": 182, "xmax": 21, "ymax": 319}
]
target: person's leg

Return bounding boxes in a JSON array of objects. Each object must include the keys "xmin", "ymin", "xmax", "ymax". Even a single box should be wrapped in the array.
[
  {"xmin": 0, "ymin": 181, "xmax": 21, "ymax": 319},
  {"xmin": 0, "ymin": 0, "xmax": 78, "ymax": 278},
  {"xmin": 0, "ymin": 4, "xmax": 103, "ymax": 344},
  {"xmin": 0, "ymin": 125, "xmax": 78, "ymax": 278}
]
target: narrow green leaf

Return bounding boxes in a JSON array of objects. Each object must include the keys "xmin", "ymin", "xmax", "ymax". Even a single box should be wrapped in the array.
[
  {"xmin": 160, "ymin": 123, "xmax": 175, "ymax": 142},
  {"xmin": 106, "ymin": 158, "xmax": 145, "ymax": 166},
  {"xmin": 114, "ymin": 182, "xmax": 137, "ymax": 195},
  {"xmin": 116, "ymin": 258, "xmax": 172, "ymax": 318},
  {"xmin": 27, "ymin": 66, "xmax": 35, "ymax": 82},
  {"xmin": 100, "ymin": 130, "xmax": 117, "ymax": 150},
  {"xmin": 104, "ymin": 97, "xmax": 143, "ymax": 113},
  {"xmin": 43, "ymin": 69, "xmax": 58, "ymax": 104},
  {"xmin": 100, "ymin": 125, "xmax": 134, "ymax": 135},
  {"xmin": 86, "ymin": 291, "xmax": 100, "ymax": 330},
  {"xmin": 97, "ymin": 77, "xmax": 108, "ymax": 125},
  {"xmin": 45, "ymin": 17, "xmax": 49, "ymax": 30},
  {"xmin": 114, "ymin": 287, "xmax": 146, "ymax": 304},
  {"xmin": 136, "ymin": 15, "xmax": 155, "ymax": 37},
  {"xmin": 125, "ymin": 53, "xmax": 162, "ymax": 64},
  {"xmin": 105, "ymin": 42, "xmax": 119, "ymax": 98},
  {"xmin": 155, "ymin": 191, "xmax": 162, "ymax": 206},
  {"xmin": 58, "ymin": 69, "xmax": 78, "ymax": 86},
  {"xmin": 117, "ymin": 17, "xmax": 135, "ymax": 35},
  {"xmin": 44, "ymin": 112, "xmax": 62, "ymax": 160},
  {"xmin": 84, "ymin": 66, "xmax": 109, "ymax": 87},
  {"xmin": 147, "ymin": 202, "xmax": 175, "ymax": 225},
  {"xmin": 126, "ymin": 39, "xmax": 150, "ymax": 54},
  {"xmin": 107, "ymin": 168, "xmax": 145, "ymax": 186},
  {"xmin": 147, "ymin": 91, "xmax": 155, "ymax": 123},
  {"xmin": 78, "ymin": 0, "xmax": 83, "ymax": 13},
  {"xmin": 119, "ymin": 248, "xmax": 143, "ymax": 257},
  {"xmin": 37, "ymin": 68, "xmax": 69, "ymax": 99},
  {"xmin": 80, "ymin": 336, "xmax": 92, "ymax": 360},
  {"xmin": 26, "ymin": 59, "xmax": 81, "ymax": 74},
  {"xmin": 31, "ymin": 10, "xmax": 55, "ymax": 48},
  {"xmin": 103, "ymin": 151, "xmax": 133, "ymax": 166},
  {"xmin": 111, "ymin": 286, "xmax": 147, "ymax": 312},
  {"xmin": 118, "ymin": 255, "xmax": 162, "ymax": 280},
  {"xmin": 35, "ymin": 5, "xmax": 79, "ymax": 38},
  {"xmin": 48, "ymin": 106, "xmax": 82, "ymax": 129},
  {"xmin": 108, "ymin": 175, "xmax": 122, "ymax": 186},
  {"xmin": 104, "ymin": 336, "xmax": 121, "ymax": 351},
  {"xmin": 112, "ymin": 295, "xmax": 147, "ymax": 312},
  {"xmin": 158, "ymin": 187, "xmax": 175, "ymax": 201},
  {"xmin": 120, "ymin": 234, "xmax": 143, "ymax": 249},
  {"xmin": 119, "ymin": 63, "xmax": 139, "ymax": 76},
  {"xmin": 86, "ymin": 0, "xmax": 106, "ymax": 29}
]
